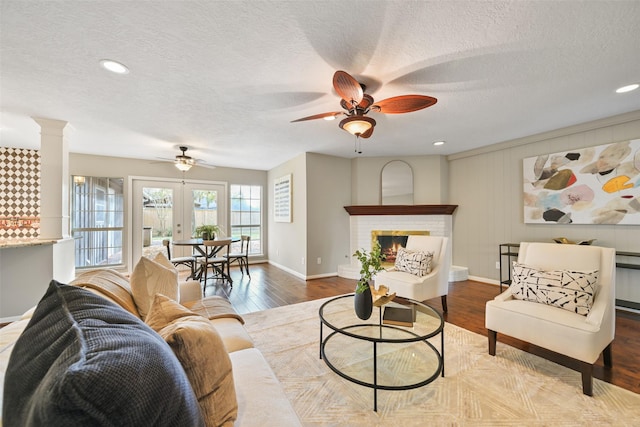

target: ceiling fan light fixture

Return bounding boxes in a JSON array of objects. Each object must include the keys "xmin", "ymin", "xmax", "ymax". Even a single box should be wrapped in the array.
[
  {"xmin": 339, "ymin": 116, "xmax": 376, "ymax": 136},
  {"xmin": 175, "ymin": 159, "xmax": 194, "ymax": 172},
  {"xmin": 174, "ymin": 146, "xmax": 196, "ymax": 171}
]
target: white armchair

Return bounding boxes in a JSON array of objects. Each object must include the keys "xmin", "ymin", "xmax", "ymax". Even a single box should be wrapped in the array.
[
  {"xmin": 485, "ymin": 242, "xmax": 616, "ymax": 395},
  {"xmin": 374, "ymin": 236, "xmax": 451, "ymax": 311}
]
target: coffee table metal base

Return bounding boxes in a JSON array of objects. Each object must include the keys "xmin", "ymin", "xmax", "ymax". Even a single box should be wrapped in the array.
[{"xmin": 319, "ymin": 296, "xmax": 444, "ymax": 411}]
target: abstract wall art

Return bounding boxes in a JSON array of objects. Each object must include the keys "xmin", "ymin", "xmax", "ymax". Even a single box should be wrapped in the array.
[{"xmin": 523, "ymin": 139, "xmax": 640, "ymax": 225}]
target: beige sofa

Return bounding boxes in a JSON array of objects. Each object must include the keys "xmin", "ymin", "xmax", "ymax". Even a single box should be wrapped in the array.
[{"xmin": 0, "ymin": 269, "xmax": 301, "ymax": 427}]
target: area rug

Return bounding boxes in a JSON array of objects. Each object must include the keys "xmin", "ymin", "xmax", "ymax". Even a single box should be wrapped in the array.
[{"xmin": 242, "ymin": 297, "xmax": 640, "ymax": 426}]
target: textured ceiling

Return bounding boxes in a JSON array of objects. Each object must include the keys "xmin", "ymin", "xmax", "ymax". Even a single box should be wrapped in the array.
[{"xmin": 1, "ymin": 1, "xmax": 639, "ymax": 171}]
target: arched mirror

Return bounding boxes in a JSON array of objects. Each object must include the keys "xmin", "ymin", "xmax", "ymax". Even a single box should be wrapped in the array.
[{"xmin": 381, "ymin": 160, "xmax": 414, "ymax": 205}]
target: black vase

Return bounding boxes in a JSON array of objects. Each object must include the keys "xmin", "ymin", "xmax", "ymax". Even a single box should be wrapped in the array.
[{"xmin": 354, "ymin": 284, "xmax": 373, "ymax": 320}]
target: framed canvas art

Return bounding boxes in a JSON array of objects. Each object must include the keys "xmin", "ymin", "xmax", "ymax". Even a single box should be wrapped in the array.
[{"xmin": 523, "ymin": 139, "xmax": 640, "ymax": 225}]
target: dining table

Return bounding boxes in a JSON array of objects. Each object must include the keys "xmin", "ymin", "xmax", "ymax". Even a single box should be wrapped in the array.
[{"xmin": 172, "ymin": 237, "xmax": 240, "ymax": 282}]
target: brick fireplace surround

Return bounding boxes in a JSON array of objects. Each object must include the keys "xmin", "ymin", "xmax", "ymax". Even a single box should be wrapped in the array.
[{"xmin": 337, "ymin": 205, "xmax": 468, "ymax": 282}]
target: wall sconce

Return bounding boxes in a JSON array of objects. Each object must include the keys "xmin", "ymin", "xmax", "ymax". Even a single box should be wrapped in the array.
[{"xmin": 73, "ymin": 175, "xmax": 86, "ymax": 186}]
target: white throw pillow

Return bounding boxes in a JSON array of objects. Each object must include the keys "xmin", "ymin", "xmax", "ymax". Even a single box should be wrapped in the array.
[
  {"xmin": 511, "ymin": 262, "xmax": 599, "ymax": 315},
  {"xmin": 154, "ymin": 251, "xmax": 178, "ymax": 272},
  {"xmin": 394, "ymin": 248, "xmax": 434, "ymax": 277},
  {"xmin": 131, "ymin": 256, "xmax": 179, "ymax": 318}
]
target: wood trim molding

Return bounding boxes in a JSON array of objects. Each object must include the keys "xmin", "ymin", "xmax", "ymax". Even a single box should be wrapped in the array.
[{"xmin": 343, "ymin": 205, "xmax": 458, "ymax": 216}]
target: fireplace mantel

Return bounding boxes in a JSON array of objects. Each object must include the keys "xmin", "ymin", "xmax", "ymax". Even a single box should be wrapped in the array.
[{"xmin": 344, "ymin": 205, "xmax": 458, "ymax": 216}]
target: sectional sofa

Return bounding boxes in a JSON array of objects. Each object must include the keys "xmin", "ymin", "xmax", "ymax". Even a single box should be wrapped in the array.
[{"xmin": 0, "ymin": 267, "xmax": 301, "ymax": 426}]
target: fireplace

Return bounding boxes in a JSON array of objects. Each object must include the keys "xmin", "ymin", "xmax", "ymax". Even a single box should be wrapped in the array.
[
  {"xmin": 372, "ymin": 230, "xmax": 430, "ymax": 266},
  {"xmin": 337, "ymin": 204, "xmax": 467, "ymax": 282}
]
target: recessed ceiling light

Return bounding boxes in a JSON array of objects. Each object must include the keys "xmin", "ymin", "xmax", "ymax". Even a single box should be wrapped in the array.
[
  {"xmin": 433, "ymin": 141, "xmax": 445, "ymax": 146},
  {"xmin": 616, "ymin": 84, "xmax": 638, "ymax": 94},
  {"xmin": 100, "ymin": 59, "xmax": 129, "ymax": 74}
]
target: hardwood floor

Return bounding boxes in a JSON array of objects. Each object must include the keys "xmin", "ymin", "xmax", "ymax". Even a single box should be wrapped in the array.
[{"xmin": 200, "ymin": 262, "xmax": 640, "ymax": 395}]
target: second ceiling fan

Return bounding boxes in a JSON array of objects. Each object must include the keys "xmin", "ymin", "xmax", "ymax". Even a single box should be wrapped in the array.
[{"xmin": 291, "ymin": 70, "xmax": 437, "ymax": 139}]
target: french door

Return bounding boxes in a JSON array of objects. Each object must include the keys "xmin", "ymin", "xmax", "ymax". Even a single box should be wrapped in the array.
[{"xmin": 131, "ymin": 178, "xmax": 227, "ymax": 265}]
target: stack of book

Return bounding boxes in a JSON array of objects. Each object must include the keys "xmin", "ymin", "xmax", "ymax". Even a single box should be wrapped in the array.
[{"xmin": 382, "ymin": 303, "xmax": 415, "ymax": 327}]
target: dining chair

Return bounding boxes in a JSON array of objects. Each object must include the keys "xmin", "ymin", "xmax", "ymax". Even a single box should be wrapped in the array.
[
  {"xmin": 225, "ymin": 235, "xmax": 251, "ymax": 278},
  {"xmin": 162, "ymin": 239, "xmax": 196, "ymax": 280},
  {"xmin": 198, "ymin": 239, "xmax": 233, "ymax": 290}
]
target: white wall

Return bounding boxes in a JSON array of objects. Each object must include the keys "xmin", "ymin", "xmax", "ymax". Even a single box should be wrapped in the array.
[
  {"xmin": 267, "ymin": 153, "xmax": 308, "ymax": 277},
  {"xmin": 305, "ymin": 153, "xmax": 351, "ymax": 277},
  {"xmin": 448, "ymin": 110, "xmax": 640, "ymax": 305},
  {"xmin": 351, "ymin": 155, "xmax": 448, "ymax": 205},
  {"xmin": 0, "ymin": 239, "xmax": 75, "ymax": 320}
]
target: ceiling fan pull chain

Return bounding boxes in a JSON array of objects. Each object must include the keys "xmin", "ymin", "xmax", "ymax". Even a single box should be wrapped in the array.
[{"xmin": 354, "ymin": 135, "xmax": 362, "ymax": 154}]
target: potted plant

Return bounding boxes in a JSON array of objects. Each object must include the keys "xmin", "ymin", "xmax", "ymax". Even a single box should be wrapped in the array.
[
  {"xmin": 352, "ymin": 241, "xmax": 385, "ymax": 320},
  {"xmin": 194, "ymin": 224, "xmax": 220, "ymax": 241}
]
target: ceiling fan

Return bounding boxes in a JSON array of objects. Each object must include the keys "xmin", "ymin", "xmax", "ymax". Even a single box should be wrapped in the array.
[
  {"xmin": 157, "ymin": 146, "xmax": 213, "ymax": 172},
  {"xmin": 291, "ymin": 70, "xmax": 437, "ymax": 142}
]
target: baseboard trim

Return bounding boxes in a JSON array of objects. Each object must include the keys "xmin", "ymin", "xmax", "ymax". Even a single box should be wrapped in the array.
[
  {"xmin": 267, "ymin": 261, "xmax": 306, "ymax": 280},
  {"xmin": 307, "ymin": 272, "xmax": 338, "ymax": 280},
  {"xmin": 468, "ymin": 275, "xmax": 500, "ymax": 286}
]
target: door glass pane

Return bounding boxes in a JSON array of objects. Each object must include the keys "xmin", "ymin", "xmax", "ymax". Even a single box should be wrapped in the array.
[
  {"xmin": 192, "ymin": 189, "xmax": 219, "ymax": 237},
  {"xmin": 133, "ymin": 180, "xmax": 225, "ymax": 268},
  {"xmin": 142, "ymin": 187, "xmax": 174, "ymax": 259}
]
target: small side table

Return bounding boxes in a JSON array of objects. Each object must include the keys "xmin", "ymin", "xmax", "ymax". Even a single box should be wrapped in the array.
[
  {"xmin": 615, "ymin": 251, "xmax": 640, "ymax": 311},
  {"xmin": 499, "ymin": 243, "xmax": 520, "ymax": 292}
]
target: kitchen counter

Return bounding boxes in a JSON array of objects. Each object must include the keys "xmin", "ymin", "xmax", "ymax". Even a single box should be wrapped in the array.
[{"xmin": 0, "ymin": 239, "xmax": 58, "ymax": 248}]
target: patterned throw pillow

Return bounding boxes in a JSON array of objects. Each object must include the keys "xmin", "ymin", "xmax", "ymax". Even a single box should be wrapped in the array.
[
  {"xmin": 394, "ymin": 248, "xmax": 434, "ymax": 277},
  {"xmin": 511, "ymin": 262, "xmax": 599, "ymax": 315}
]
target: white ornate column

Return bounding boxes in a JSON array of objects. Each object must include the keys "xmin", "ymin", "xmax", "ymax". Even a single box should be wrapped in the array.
[{"xmin": 33, "ymin": 117, "xmax": 73, "ymax": 239}]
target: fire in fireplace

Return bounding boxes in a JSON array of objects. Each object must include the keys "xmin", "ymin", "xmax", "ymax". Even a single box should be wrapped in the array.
[{"xmin": 371, "ymin": 230, "xmax": 430, "ymax": 265}]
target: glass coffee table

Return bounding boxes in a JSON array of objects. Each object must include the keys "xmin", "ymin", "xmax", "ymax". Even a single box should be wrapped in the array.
[{"xmin": 319, "ymin": 294, "xmax": 444, "ymax": 411}]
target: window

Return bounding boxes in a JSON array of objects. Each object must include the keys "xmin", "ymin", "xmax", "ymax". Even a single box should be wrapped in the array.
[
  {"xmin": 72, "ymin": 176, "xmax": 124, "ymax": 268},
  {"xmin": 230, "ymin": 185, "xmax": 261, "ymax": 255}
]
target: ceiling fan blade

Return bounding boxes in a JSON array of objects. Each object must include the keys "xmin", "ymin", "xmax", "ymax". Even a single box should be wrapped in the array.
[
  {"xmin": 372, "ymin": 95, "xmax": 437, "ymax": 114},
  {"xmin": 360, "ymin": 126, "xmax": 374, "ymax": 139},
  {"xmin": 193, "ymin": 160, "xmax": 217, "ymax": 170},
  {"xmin": 333, "ymin": 70, "xmax": 363, "ymax": 106},
  {"xmin": 290, "ymin": 112, "xmax": 342, "ymax": 122}
]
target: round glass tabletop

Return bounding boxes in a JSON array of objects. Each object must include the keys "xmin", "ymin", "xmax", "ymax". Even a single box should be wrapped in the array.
[{"xmin": 318, "ymin": 294, "xmax": 444, "ymax": 410}]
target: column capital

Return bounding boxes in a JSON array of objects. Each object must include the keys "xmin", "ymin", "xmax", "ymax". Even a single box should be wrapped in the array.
[{"xmin": 32, "ymin": 117, "xmax": 74, "ymax": 137}]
